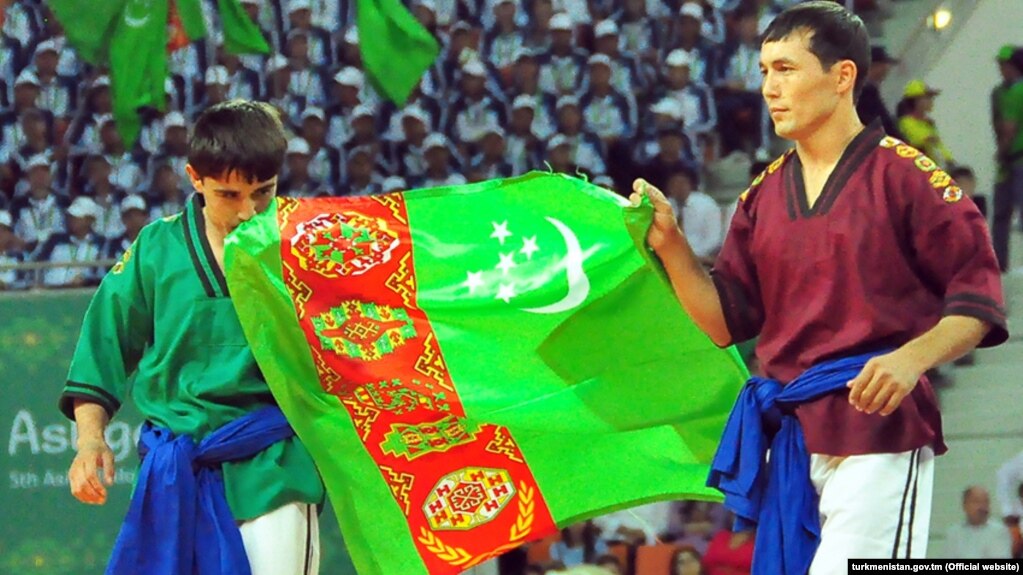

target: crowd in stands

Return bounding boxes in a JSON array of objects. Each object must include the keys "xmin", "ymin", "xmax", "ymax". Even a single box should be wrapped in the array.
[{"xmin": 0, "ymin": 0, "xmax": 873, "ymax": 289}]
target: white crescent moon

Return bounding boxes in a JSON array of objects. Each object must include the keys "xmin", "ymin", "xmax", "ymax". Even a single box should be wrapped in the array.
[
  {"xmin": 124, "ymin": 0, "xmax": 152, "ymax": 28},
  {"xmin": 522, "ymin": 217, "xmax": 590, "ymax": 314}
]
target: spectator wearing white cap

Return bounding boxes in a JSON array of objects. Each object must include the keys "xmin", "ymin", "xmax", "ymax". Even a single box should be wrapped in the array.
[
  {"xmin": 387, "ymin": 106, "xmax": 433, "ymax": 182},
  {"xmin": 281, "ymin": 137, "xmax": 324, "ymax": 198},
  {"xmin": 663, "ymin": 2, "xmax": 717, "ymax": 86},
  {"xmin": 590, "ymin": 19, "xmax": 646, "ymax": 99},
  {"xmin": 148, "ymin": 161, "xmax": 188, "ymax": 221},
  {"xmin": 12, "ymin": 154, "xmax": 66, "ymax": 255},
  {"xmin": 10, "ymin": 69, "xmax": 42, "ymax": 115},
  {"xmin": 211, "ymin": 45, "xmax": 262, "ymax": 103},
  {"xmin": 505, "ymin": 49, "xmax": 558, "ymax": 140},
  {"xmin": 299, "ymin": 107, "xmax": 342, "ymax": 186},
  {"xmin": 341, "ymin": 145, "xmax": 385, "ymax": 196},
  {"xmin": 264, "ymin": 54, "xmax": 303, "ymax": 125},
  {"xmin": 339, "ymin": 105, "xmax": 387, "ymax": 178},
  {"xmin": 537, "ymin": 13, "xmax": 588, "ymax": 95},
  {"xmin": 437, "ymin": 21, "xmax": 485, "ymax": 91},
  {"xmin": 663, "ymin": 166, "xmax": 722, "ymax": 264},
  {"xmin": 166, "ymin": 35, "xmax": 206, "ymax": 113},
  {"xmin": 428, "ymin": 0, "xmax": 459, "ymax": 29},
  {"xmin": 2, "ymin": 0, "xmax": 39, "ymax": 49},
  {"xmin": 634, "ymin": 98, "xmax": 688, "ymax": 164},
  {"xmin": 31, "ymin": 39, "xmax": 73, "ymax": 122},
  {"xmin": 552, "ymin": 96, "xmax": 607, "ymax": 177},
  {"xmin": 469, "ymin": 123, "xmax": 514, "ymax": 180},
  {"xmin": 544, "ymin": 133, "xmax": 580, "ymax": 175},
  {"xmin": 418, "ymin": 134, "xmax": 468, "ymax": 188},
  {"xmin": 656, "ymin": 48, "xmax": 717, "ymax": 151},
  {"xmin": 551, "ymin": 0, "xmax": 592, "ymax": 25},
  {"xmin": 103, "ymin": 195, "xmax": 150, "ymax": 262},
  {"xmin": 482, "ymin": 0, "xmax": 526, "ymax": 72},
  {"xmin": 61, "ymin": 76, "xmax": 114, "ymax": 158},
  {"xmin": 94, "ymin": 115, "xmax": 145, "ymax": 194},
  {"xmin": 144, "ymin": 112, "xmax": 189, "ymax": 190},
  {"xmin": 81, "ymin": 154, "xmax": 128, "ymax": 241},
  {"xmin": 334, "ymin": 25, "xmax": 362, "ymax": 69},
  {"xmin": 37, "ymin": 196, "xmax": 103, "ymax": 288},
  {"xmin": 188, "ymin": 65, "xmax": 231, "ymax": 117},
  {"xmin": 713, "ymin": 4, "xmax": 768, "ymax": 157},
  {"xmin": 579, "ymin": 54, "xmax": 636, "ymax": 144},
  {"xmin": 0, "ymin": 209, "xmax": 27, "ymax": 290},
  {"xmin": 284, "ymin": 0, "xmax": 333, "ymax": 67},
  {"xmin": 446, "ymin": 58, "xmax": 507, "ymax": 148},
  {"xmin": 506, "ymin": 95, "xmax": 544, "ymax": 174},
  {"xmin": 612, "ymin": 0, "xmax": 661, "ymax": 65},
  {"xmin": 3, "ymin": 109, "xmax": 53, "ymax": 195},
  {"xmin": 325, "ymin": 66, "xmax": 367, "ymax": 145},
  {"xmin": 521, "ymin": 0, "xmax": 554, "ymax": 52}
]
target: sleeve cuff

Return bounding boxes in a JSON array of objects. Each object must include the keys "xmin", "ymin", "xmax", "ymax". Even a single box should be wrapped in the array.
[
  {"xmin": 943, "ymin": 293, "xmax": 1009, "ymax": 348},
  {"xmin": 58, "ymin": 382, "xmax": 121, "ymax": 421}
]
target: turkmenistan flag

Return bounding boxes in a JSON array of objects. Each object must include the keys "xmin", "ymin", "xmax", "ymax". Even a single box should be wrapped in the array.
[
  {"xmin": 225, "ymin": 172, "xmax": 747, "ymax": 575},
  {"xmin": 356, "ymin": 0, "xmax": 440, "ymax": 104}
]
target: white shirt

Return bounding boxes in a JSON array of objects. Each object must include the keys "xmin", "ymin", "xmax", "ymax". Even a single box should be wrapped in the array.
[
  {"xmin": 997, "ymin": 451, "xmax": 1023, "ymax": 519},
  {"xmin": 670, "ymin": 191, "xmax": 722, "ymax": 259},
  {"xmin": 15, "ymin": 195, "xmax": 64, "ymax": 247},
  {"xmin": 43, "ymin": 234, "xmax": 102, "ymax": 287},
  {"xmin": 592, "ymin": 502, "xmax": 675, "ymax": 545},
  {"xmin": 943, "ymin": 521, "xmax": 1012, "ymax": 559}
]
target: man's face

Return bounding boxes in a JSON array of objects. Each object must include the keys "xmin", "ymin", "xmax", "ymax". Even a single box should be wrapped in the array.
[
  {"xmin": 737, "ymin": 15, "xmax": 759, "ymax": 44},
  {"xmin": 513, "ymin": 59, "xmax": 539, "ymax": 85},
  {"xmin": 155, "ymin": 168, "xmax": 178, "ymax": 194},
  {"xmin": 595, "ymin": 35, "xmax": 618, "ymax": 56},
  {"xmin": 659, "ymin": 133, "xmax": 684, "ymax": 158},
  {"xmin": 289, "ymin": 8, "xmax": 311, "ymax": 29},
  {"xmin": 166, "ymin": 126, "xmax": 188, "ymax": 150},
  {"xmin": 336, "ymin": 84, "xmax": 361, "ymax": 107},
  {"xmin": 68, "ymin": 215, "xmax": 94, "ymax": 238},
  {"xmin": 402, "ymin": 116, "xmax": 427, "ymax": 142},
  {"xmin": 667, "ymin": 64, "xmax": 691, "ymax": 88},
  {"xmin": 461, "ymin": 74, "xmax": 485, "ymax": 98},
  {"xmin": 557, "ymin": 106, "xmax": 581, "ymax": 133},
  {"xmin": 666, "ymin": 172, "xmax": 695, "ymax": 203},
  {"xmin": 511, "ymin": 107, "xmax": 534, "ymax": 132},
  {"xmin": 287, "ymin": 35, "xmax": 309, "ymax": 60},
  {"xmin": 122, "ymin": 209, "xmax": 148, "ymax": 236},
  {"xmin": 28, "ymin": 166, "xmax": 51, "ymax": 192},
  {"xmin": 100, "ymin": 123, "xmax": 122, "ymax": 149},
  {"xmin": 589, "ymin": 64, "xmax": 612, "ymax": 89},
  {"xmin": 963, "ymin": 488, "xmax": 990, "ymax": 526},
  {"xmin": 287, "ymin": 154, "xmax": 311, "ymax": 178},
  {"xmin": 352, "ymin": 115, "xmax": 375, "ymax": 139},
  {"xmin": 22, "ymin": 115, "xmax": 46, "ymax": 141},
  {"xmin": 185, "ymin": 166, "xmax": 278, "ymax": 234},
  {"xmin": 495, "ymin": 2, "xmax": 515, "ymax": 25},
  {"xmin": 88, "ymin": 158, "xmax": 112, "ymax": 185},
  {"xmin": 425, "ymin": 147, "xmax": 449, "ymax": 170},
  {"xmin": 761, "ymin": 32, "xmax": 847, "ymax": 142},
  {"xmin": 92, "ymin": 87, "xmax": 112, "ymax": 113},
  {"xmin": 35, "ymin": 51, "xmax": 58, "ymax": 75},
  {"xmin": 679, "ymin": 17, "xmax": 701, "ymax": 43},
  {"xmin": 348, "ymin": 153, "xmax": 373, "ymax": 180},
  {"xmin": 14, "ymin": 84, "xmax": 40, "ymax": 108},
  {"xmin": 551, "ymin": 30, "xmax": 573, "ymax": 51},
  {"xmin": 302, "ymin": 118, "xmax": 326, "ymax": 145},
  {"xmin": 482, "ymin": 133, "xmax": 505, "ymax": 158},
  {"xmin": 549, "ymin": 144, "xmax": 570, "ymax": 167}
]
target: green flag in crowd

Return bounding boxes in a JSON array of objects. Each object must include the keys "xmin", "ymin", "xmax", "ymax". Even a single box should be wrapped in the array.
[
  {"xmin": 356, "ymin": 0, "xmax": 441, "ymax": 104},
  {"xmin": 48, "ymin": 0, "xmax": 268, "ymax": 146},
  {"xmin": 225, "ymin": 172, "xmax": 748, "ymax": 575}
]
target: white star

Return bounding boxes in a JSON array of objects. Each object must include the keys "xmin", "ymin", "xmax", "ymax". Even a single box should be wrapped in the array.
[
  {"xmin": 496, "ymin": 252, "xmax": 517, "ymax": 275},
  {"xmin": 519, "ymin": 236, "xmax": 539, "ymax": 260},
  {"xmin": 462, "ymin": 270, "xmax": 485, "ymax": 294},
  {"xmin": 490, "ymin": 221, "xmax": 513, "ymax": 245},
  {"xmin": 495, "ymin": 283, "xmax": 516, "ymax": 303}
]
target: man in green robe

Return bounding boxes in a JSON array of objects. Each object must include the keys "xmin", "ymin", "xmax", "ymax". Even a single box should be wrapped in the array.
[{"xmin": 59, "ymin": 100, "xmax": 324, "ymax": 575}]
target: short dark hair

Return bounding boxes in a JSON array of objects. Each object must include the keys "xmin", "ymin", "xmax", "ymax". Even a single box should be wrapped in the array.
[
  {"xmin": 188, "ymin": 99, "xmax": 287, "ymax": 182},
  {"xmin": 950, "ymin": 166, "xmax": 975, "ymax": 181},
  {"xmin": 762, "ymin": 0, "xmax": 871, "ymax": 100}
]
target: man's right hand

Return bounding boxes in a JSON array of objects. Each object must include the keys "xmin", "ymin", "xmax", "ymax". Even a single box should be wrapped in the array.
[
  {"xmin": 631, "ymin": 178, "xmax": 684, "ymax": 255},
  {"xmin": 68, "ymin": 437, "xmax": 115, "ymax": 505}
]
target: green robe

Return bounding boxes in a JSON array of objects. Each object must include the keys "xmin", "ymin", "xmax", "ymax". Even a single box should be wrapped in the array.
[{"xmin": 59, "ymin": 195, "xmax": 324, "ymax": 520}]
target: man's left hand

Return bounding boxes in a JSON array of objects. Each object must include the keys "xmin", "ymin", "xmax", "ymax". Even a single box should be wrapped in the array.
[{"xmin": 846, "ymin": 350, "xmax": 925, "ymax": 416}]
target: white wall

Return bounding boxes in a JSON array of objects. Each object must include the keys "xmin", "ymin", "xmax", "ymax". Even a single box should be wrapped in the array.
[{"xmin": 922, "ymin": 0, "xmax": 1023, "ymax": 198}]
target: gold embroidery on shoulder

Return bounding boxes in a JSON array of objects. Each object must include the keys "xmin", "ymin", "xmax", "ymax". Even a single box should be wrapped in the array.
[
  {"xmin": 111, "ymin": 247, "xmax": 132, "ymax": 275},
  {"xmin": 879, "ymin": 136, "xmax": 901, "ymax": 149},
  {"xmin": 942, "ymin": 185, "xmax": 963, "ymax": 203}
]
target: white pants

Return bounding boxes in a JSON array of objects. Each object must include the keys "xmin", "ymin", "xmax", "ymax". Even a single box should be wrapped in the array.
[
  {"xmin": 808, "ymin": 448, "xmax": 934, "ymax": 575},
  {"xmin": 238, "ymin": 502, "xmax": 320, "ymax": 575}
]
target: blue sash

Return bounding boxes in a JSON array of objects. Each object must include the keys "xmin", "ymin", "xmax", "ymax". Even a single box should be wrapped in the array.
[
  {"xmin": 106, "ymin": 406, "xmax": 295, "ymax": 575},
  {"xmin": 707, "ymin": 352, "xmax": 886, "ymax": 574}
]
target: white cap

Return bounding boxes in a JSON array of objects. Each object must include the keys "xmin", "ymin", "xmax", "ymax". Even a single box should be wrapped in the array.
[
  {"xmin": 416, "ymin": 0, "xmax": 436, "ymax": 13},
  {"xmin": 556, "ymin": 95, "xmax": 579, "ymax": 111},
  {"xmin": 26, "ymin": 153, "xmax": 50, "ymax": 170},
  {"xmin": 594, "ymin": 20, "xmax": 619, "ymax": 37},
  {"xmin": 352, "ymin": 104, "xmax": 375, "ymax": 119},
  {"xmin": 513, "ymin": 47, "xmax": 536, "ymax": 62},
  {"xmin": 334, "ymin": 66, "xmax": 364, "ymax": 87},
  {"xmin": 120, "ymin": 195, "xmax": 148, "ymax": 214},
  {"xmin": 67, "ymin": 197, "xmax": 101, "ymax": 220},
  {"xmin": 651, "ymin": 97, "xmax": 684, "ymax": 120},
  {"xmin": 679, "ymin": 2, "xmax": 704, "ymax": 21},
  {"xmin": 481, "ymin": 123, "xmax": 504, "ymax": 138},
  {"xmin": 267, "ymin": 54, "xmax": 290, "ymax": 73},
  {"xmin": 286, "ymin": 137, "xmax": 311, "ymax": 156},
  {"xmin": 549, "ymin": 133, "xmax": 570, "ymax": 149},
  {"xmin": 588, "ymin": 54, "xmax": 612, "ymax": 67},
  {"xmin": 93, "ymin": 75, "xmax": 110, "ymax": 89},
  {"xmin": 34, "ymin": 39, "xmax": 58, "ymax": 56},
  {"xmin": 205, "ymin": 65, "xmax": 229, "ymax": 85},
  {"xmin": 666, "ymin": 49, "xmax": 693, "ymax": 68},
  {"xmin": 512, "ymin": 94, "xmax": 536, "ymax": 110},
  {"xmin": 344, "ymin": 27, "xmax": 359, "ymax": 44},
  {"xmin": 301, "ymin": 107, "xmax": 326, "ymax": 122},
  {"xmin": 163, "ymin": 111, "xmax": 186, "ymax": 129},
  {"xmin": 0, "ymin": 210, "xmax": 12, "ymax": 229},
  {"xmin": 288, "ymin": 0, "xmax": 311, "ymax": 12},
  {"xmin": 401, "ymin": 106, "xmax": 429, "ymax": 124},
  {"xmin": 15, "ymin": 69, "xmax": 40, "ymax": 87},
  {"xmin": 423, "ymin": 133, "xmax": 448, "ymax": 150},
  {"xmin": 549, "ymin": 13, "xmax": 573, "ymax": 30},
  {"xmin": 382, "ymin": 176, "xmax": 407, "ymax": 191},
  {"xmin": 348, "ymin": 145, "xmax": 373, "ymax": 159},
  {"xmin": 462, "ymin": 59, "xmax": 487, "ymax": 77},
  {"xmin": 95, "ymin": 113, "xmax": 116, "ymax": 127}
]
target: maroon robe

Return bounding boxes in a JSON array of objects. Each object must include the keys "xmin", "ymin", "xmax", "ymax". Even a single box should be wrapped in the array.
[{"xmin": 712, "ymin": 121, "xmax": 1007, "ymax": 456}]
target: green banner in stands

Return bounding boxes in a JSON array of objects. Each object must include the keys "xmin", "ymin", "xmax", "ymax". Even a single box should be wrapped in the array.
[{"xmin": 0, "ymin": 290, "xmax": 356, "ymax": 574}]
